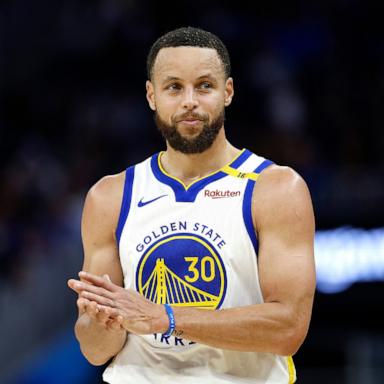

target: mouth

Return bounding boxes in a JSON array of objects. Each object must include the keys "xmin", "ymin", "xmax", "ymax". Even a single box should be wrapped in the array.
[
  {"xmin": 178, "ymin": 119, "xmax": 202, "ymax": 126},
  {"xmin": 176, "ymin": 114, "xmax": 205, "ymax": 126}
]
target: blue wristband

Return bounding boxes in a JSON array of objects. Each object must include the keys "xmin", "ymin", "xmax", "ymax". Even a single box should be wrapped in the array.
[{"xmin": 162, "ymin": 304, "xmax": 175, "ymax": 337}]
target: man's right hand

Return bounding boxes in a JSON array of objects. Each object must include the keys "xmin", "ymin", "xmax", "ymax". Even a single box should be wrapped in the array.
[
  {"xmin": 69, "ymin": 273, "xmax": 127, "ymax": 366},
  {"xmin": 71, "ymin": 274, "xmax": 124, "ymax": 332},
  {"xmin": 77, "ymin": 296, "xmax": 124, "ymax": 332}
]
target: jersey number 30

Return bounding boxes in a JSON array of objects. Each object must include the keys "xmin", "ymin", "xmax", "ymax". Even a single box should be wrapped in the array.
[{"xmin": 184, "ymin": 256, "xmax": 215, "ymax": 283}]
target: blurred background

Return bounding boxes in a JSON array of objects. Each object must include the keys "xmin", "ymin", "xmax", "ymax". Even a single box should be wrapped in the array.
[{"xmin": 1, "ymin": 0, "xmax": 383, "ymax": 383}]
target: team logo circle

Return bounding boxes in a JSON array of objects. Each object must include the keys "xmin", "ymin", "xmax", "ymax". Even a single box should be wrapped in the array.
[{"xmin": 136, "ymin": 233, "xmax": 227, "ymax": 309}]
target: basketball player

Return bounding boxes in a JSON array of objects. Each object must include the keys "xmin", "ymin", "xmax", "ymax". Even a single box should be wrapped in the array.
[{"xmin": 68, "ymin": 27, "xmax": 316, "ymax": 383}]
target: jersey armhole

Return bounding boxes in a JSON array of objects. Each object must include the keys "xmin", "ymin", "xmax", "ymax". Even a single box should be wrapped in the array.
[
  {"xmin": 242, "ymin": 159, "xmax": 274, "ymax": 254},
  {"xmin": 115, "ymin": 166, "xmax": 135, "ymax": 245}
]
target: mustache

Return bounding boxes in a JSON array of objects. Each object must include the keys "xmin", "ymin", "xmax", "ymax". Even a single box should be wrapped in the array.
[{"xmin": 174, "ymin": 112, "xmax": 208, "ymax": 122}]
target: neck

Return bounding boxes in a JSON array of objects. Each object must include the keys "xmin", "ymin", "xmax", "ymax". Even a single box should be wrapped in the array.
[{"xmin": 160, "ymin": 129, "xmax": 241, "ymax": 186}]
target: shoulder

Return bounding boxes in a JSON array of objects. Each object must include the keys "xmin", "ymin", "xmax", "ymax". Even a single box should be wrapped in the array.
[
  {"xmin": 87, "ymin": 171, "xmax": 126, "ymax": 204},
  {"xmin": 255, "ymin": 164, "xmax": 308, "ymax": 196},
  {"xmin": 252, "ymin": 164, "xmax": 314, "ymax": 230},
  {"xmin": 83, "ymin": 171, "xmax": 126, "ymax": 227}
]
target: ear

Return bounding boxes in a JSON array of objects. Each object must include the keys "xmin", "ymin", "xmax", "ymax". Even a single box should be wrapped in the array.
[
  {"xmin": 146, "ymin": 80, "xmax": 156, "ymax": 111},
  {"xmin": 224, "ymin": 77, "xmax": 234, "ymax": 107}
]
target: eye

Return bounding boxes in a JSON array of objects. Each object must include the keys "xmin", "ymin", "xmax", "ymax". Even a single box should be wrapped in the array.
[
  {"xmin": 166, "ymin": 83, "xmax": 181, "ymax": 91},
  {"xmin": 198, "ymin": 82, "xmax": 212, "ymax": 90}
]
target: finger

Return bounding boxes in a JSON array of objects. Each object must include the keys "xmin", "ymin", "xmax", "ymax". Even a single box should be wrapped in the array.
[
  {"xmin": 84, "ymin": 301, "xmax": 116, "ymax": 325},
  {"xmin": 68, "ymin": 279, "xmax": 97, "ymax": 296},
  {"xmin": 103, "ymin": 274, "xmax": 111, "ymax": 282},
  {"xmin": 96, "ymin": 304, "xmax": 120, "ymax": 318},
  {"xmin": 96, "ymin": 305, "xmax": 112, "ymax": 323},
  {"xmin": 81, "ymin": 290, "xmax": 115, "ymax": 308},
  {"xmin": 107, "ymin": 316, "xmax": 124, "ymax": 331},
  {"xmin": 79, "ymin": 271, "xmax": 118, "ymax": 292},
  {"xmin": 72, "ymin": 280, "xmax": 115, "ymax": 300},
  {"xmin": 77, "ymin": 297, "xmax": 90, "ymax": 313},
  {"xmin": 86, "ymin": 300, "xmax": 100, "ymax": 320},
  {"xmin": 68, "ymin": 279, "xmax": 82, "ymax": 293}
]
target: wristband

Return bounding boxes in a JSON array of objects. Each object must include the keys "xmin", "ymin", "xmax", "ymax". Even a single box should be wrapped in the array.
[{"xmin": 162, "ymin": 304, "xmax": 175, "ymax": 337}]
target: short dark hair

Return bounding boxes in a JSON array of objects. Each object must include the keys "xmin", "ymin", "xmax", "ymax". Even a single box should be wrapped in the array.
[{"xmin": 147, "ymin": 26, "xmax": 231, "ymax": 80}]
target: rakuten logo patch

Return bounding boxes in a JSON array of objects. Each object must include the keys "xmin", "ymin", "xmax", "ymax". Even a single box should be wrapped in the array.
[{"xmin": 204, "ymin": 190, "xmax": 241, "ymax": 199}]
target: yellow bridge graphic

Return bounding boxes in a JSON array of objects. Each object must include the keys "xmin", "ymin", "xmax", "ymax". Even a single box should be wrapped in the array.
[{"xmin": 141, "ymin": 259, "xmax": 220, "ymax": 308}]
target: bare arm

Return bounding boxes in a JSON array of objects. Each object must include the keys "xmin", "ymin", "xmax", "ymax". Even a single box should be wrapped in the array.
[
  {"xmin": 70, "ymin": 166, "xmax": 316, "ymax": 356},
  {"xmin": 163, "ymin": 165, "xmax": 316, "ymax": 355},
  {"xmin": 68, "ymin": 172, "xmax": 127, "ymax": 365}
]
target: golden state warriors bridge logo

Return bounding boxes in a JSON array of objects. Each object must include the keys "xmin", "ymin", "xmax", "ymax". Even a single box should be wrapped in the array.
[{"xmin": 136, "ymin": 233, "xmax": 227, "ymax": 309}]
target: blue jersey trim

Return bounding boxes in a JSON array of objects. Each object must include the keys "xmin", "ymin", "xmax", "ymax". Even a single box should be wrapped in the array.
[
  {"xmin": 116, "ymin": 166, "xmax": 135, "ymax": 245},
  {"xmin": 242, "ymin": 159, "xmax": 274, "ymax": 254},
  {"xmin": 150, "ymin": 149, "xmax": 253, "ymax": 203},
  {"xmin": 254, "ymin": 159, "xmax": 274, "ymax": 174}
]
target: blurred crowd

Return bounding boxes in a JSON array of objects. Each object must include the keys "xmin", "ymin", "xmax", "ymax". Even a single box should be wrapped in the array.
[{"xmin": 0, "ymin": 0, "xmax": 383, "ymax": 379}]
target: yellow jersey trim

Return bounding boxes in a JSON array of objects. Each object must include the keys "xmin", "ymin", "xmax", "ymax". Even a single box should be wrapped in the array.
[
  {"xmin": 287, "ymin": 356, "xmax": 296, "ymax": 384},
  {"xmin": 157, "ymin": 148, "xmax": 246, "ymax": 191},
  {"xmin": 221, "ymin": 165, "xmax": 259, "ymax": 181}
]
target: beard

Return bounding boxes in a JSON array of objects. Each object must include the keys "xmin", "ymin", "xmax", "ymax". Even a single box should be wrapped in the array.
[{"xmin": 155, "ymin": 109, "xmax": 225, "ymax": 154}]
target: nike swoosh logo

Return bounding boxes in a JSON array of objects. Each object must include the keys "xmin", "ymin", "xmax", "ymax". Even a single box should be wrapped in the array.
[{"xmin": 138, "ymin": 194, "xmax": 167, "ymax": 207}]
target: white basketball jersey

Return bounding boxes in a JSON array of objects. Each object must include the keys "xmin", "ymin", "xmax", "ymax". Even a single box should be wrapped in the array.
[{"xmin": 103, "ymin": 149, "xmax": 296, "ymax": 384}]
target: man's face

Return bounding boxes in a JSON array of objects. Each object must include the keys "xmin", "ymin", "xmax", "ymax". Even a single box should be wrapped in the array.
[{"xmin": 146, "ymin": 46, "xmax": 234, "ymax": 154}]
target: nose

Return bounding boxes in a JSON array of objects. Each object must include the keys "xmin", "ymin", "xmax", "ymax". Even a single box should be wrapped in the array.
[{"xmin": 181, "ymin": 86, "xmax": 199, "ymax": 110}]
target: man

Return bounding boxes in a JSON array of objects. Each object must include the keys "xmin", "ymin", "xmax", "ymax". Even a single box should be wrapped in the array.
[{"xmin": 68, "ymin": 26, "xmax": 316, "ymax": 384}]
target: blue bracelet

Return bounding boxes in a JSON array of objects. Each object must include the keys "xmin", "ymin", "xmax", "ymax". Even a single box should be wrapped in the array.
[{"xmin": 162, "ymin": 304, "xmax": 175, "ymax": 337}]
